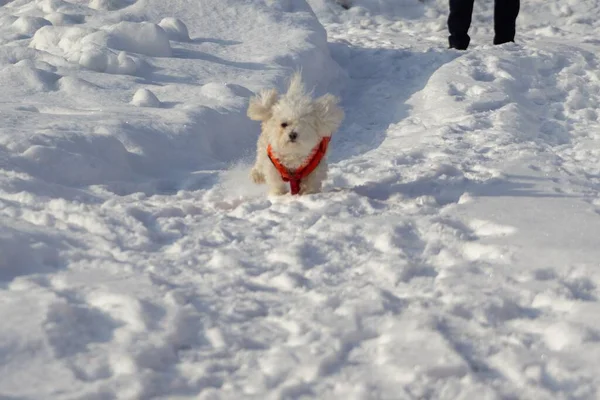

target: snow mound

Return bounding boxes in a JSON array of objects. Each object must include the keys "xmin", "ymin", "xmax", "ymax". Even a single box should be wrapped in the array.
[
  {"xmin": 131, "ymin": 88, "xmax": 161, "ymax": 108},
  {"xmin": 104, "ymin": 22, "xmax": 172, "ymax": 57},
  {"xmin": 158, "ymin": 17, "xmax": 190, "ymax": 41},
  {"xmin": 543, "ymin": 322, "xmax": 594, "ymax": 351},
  {"xmin": 45, "ymin": 12, "xmax": 85, "ymax": 26},
  {"xmin": 19, "ymin": 134, "xmax": 135, "ymax": 187},
  {"xmin": 81, "ymin": 49, "xmax": 144, "ymax": 75},
  {"xmin": 265, "ymin": 0, "xmax": 316, "ymax": 13},
  {"xmin": 259, "ymin": 2, "xmax": 345, "ymax": 95},
  {"xmin": 0, "ymin": 61, "xmax": 60, "ymax": 93},
  {"xmin": 35, "ymin": 0, "xmax": 80, "ymax": 13},
  {"xmin": 57, "ymin": 75, "xmax": 99, "ymax": 94},
  {"xmin": 199, "ymin": 82, "xmax": 252, "ymax": 108},
  {"xmin": 12, "ymin": 16, "xmax": 52, "ymax": 37},
  {"xmin": 30, "ymin": 26, "xmax": 150, "ymax": 75},
  {"xmin": 89, "ymin": 0, "xmax": 136, "ymax": 11}
]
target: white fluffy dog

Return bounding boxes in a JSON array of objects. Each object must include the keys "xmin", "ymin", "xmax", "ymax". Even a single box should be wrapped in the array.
[{"xmin": 247, "ymin": 73, "xmax": 344, "ymax": 195}]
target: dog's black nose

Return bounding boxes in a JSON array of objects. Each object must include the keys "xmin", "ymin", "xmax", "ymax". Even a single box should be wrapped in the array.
[{"xmin": 289, "ymin": 131, "xmax": 298, "ymax": 141}]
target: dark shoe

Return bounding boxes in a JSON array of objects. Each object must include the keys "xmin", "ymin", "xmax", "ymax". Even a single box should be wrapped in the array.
[
  {"xmin": 493, "ymin": 37, "xmax": 515, "ymax": 45},
  {"xmin": 449, "ymin": 36, "xmax": 469, "ymax": 50},
  {"xmin": 449, "ymin": 43, "xmax": 468, "ymax": 50}
]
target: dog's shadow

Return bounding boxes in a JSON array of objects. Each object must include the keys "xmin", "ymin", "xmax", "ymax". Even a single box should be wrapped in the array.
[{"xmin": 327, "ymin": 43, "xmax": 460, "ymax": 162}]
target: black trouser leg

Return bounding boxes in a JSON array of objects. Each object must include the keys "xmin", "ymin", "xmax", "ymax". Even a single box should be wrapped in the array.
[
  {"xmin": 494, "ymin": 0, "xmax": 520, "ymax": 44},
  {"xmin": 448, "ymin": 0, "xmax": 475, "ymax": 50}
]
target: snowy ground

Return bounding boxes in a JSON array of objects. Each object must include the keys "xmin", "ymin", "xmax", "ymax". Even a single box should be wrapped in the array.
[{"xmin": 2, "ymin": 0, "xmax": 600, "ymax": 398}]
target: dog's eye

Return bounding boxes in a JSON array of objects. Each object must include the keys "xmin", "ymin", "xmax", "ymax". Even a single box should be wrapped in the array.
[{"xmin": 280, "ymin": 122, "xmax": 288, "ymax": 128}]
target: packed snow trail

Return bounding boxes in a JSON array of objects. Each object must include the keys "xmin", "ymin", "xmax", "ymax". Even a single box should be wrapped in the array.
[{"xmin": 2, "ymin": 0, "xmax": 600, "ymax": 399}]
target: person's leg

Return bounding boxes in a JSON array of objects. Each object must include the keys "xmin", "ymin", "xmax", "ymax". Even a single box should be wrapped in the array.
[
  {"xmin": 448, "ymin": 0, "xmax": 475, "ymax": 49},
  {"xmin": 494, "ymin": 0, "xmax": 520, "ymax": 45}
]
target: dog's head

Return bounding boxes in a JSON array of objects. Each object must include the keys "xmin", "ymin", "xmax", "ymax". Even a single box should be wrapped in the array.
[{"xmin": 247, "ymin": 73, "xmax": 344, "ymax": 154}]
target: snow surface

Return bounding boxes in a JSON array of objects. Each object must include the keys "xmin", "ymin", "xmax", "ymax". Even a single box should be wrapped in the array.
[
  {"xmin": 2, "ymin": 0, "xmax": 600, "ymax": 398},
  {"xmin": 131, "ymin": 88, "xmax": 161, "ymax": 108}
]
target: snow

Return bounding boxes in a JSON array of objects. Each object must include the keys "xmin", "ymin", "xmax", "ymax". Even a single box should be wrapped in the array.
[
  {"xmin": 159, "ymin": 17, "xmax": 190, "ymax": 42},
  {"xmin": 104, "ymin": 22, "xmax": 173, "ymax": 57},
  {"xmin": 12, "ymin": 16, "xmax": 52, "ymax": 36},
  {"xmin": 1, "ymin": 0, "xmax": 600, "ymax": 398},
  {"xmin": 132, "ymin": 88, "xmax": 161, "ymax": 108}
]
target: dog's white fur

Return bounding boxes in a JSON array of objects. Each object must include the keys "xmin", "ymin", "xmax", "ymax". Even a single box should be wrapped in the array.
[{"xmin": 247, "ymin": 73, "xmax": 344, "ymax": 195}]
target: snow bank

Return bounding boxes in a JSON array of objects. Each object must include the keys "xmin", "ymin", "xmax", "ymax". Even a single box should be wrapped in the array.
[
  {"xmin": 308, "ymin": 0, "xmax": 426, "ymax": 19},
  {"xmin": 29, "ymin": 24, "xmax": 162, "ymax": 75},
  {"xmin": 14, "ymin": 0, "xmax": 343, "ymax": 190},
  {"xmin": 261, "ymin": 0, "xmax": 345, "ymax": 94},
  {"xmin": 346, "ymin": 0, "xmax": 425, "ymax": 16},
  {"xmin": 0, "ymin": 0, "xmax": 346, "ymax": 393}
]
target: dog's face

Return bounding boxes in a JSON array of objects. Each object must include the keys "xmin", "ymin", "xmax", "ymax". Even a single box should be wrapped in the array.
[
  {"xmin": 247, "ymin": 73, "xmax": 344, "ymax": 156},
  {"xmin": 266, "ymin": 104, "xmax": 321, "ymax": 155}
]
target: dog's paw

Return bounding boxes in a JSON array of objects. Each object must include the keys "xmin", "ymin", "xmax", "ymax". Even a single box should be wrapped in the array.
[
  {"xmin": 300, "ymin": 182, "xmax": 322, "ymax": 195},
  {"xmin": 268, "ymin": 186, "xmax": 287, "ymax": 196},
  {"xmin": 300, "ymin": 187, "xmax": 321, "ymax": 195},
  {"xmin": 250, "ymin": 168, "xmax": 265, "ymax": 184}
]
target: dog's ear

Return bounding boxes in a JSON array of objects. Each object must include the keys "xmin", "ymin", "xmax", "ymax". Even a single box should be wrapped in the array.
[
  {"xmin": 314, "ymin": 93, "xmax": 344, "ymax": 137},
  {"xmin": 286, "ymin": 71, "xmax": 305, "ymax": 97},
  {"xmin": 247, "ymin": 89, "xmax": 279, "ymax": 121}
]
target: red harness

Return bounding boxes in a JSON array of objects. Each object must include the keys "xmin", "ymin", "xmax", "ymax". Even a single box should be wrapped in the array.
[{"xmin": 267, "ymin": 137, "xmax": 330, "ymax": 195}]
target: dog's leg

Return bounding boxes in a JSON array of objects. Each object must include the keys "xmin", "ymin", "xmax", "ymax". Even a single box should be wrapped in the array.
[
  {"xmin": 267, "ymin": 176, "xmax": 288, "ymax": 195},
  {"xmin": 269, "ymin": 184, "xmax": 288, "ymax": 196},
  {"xmin": 300, "ymin": 163, "xmax": 327, "ymax": 195},
  {"xmin": 251, "ymin": 167, "xmax": 265, "ymax": 184},
  {"xmin": 251, "ymin": 132, "xmax": 269, "ymax": 184},
  {"xmin": 300, "ymin": 180, "xmax": 322, "ymax": 195},
  {"xmin": 265, "ymin": 163, "xmax": 288, "ymax": 195}
]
